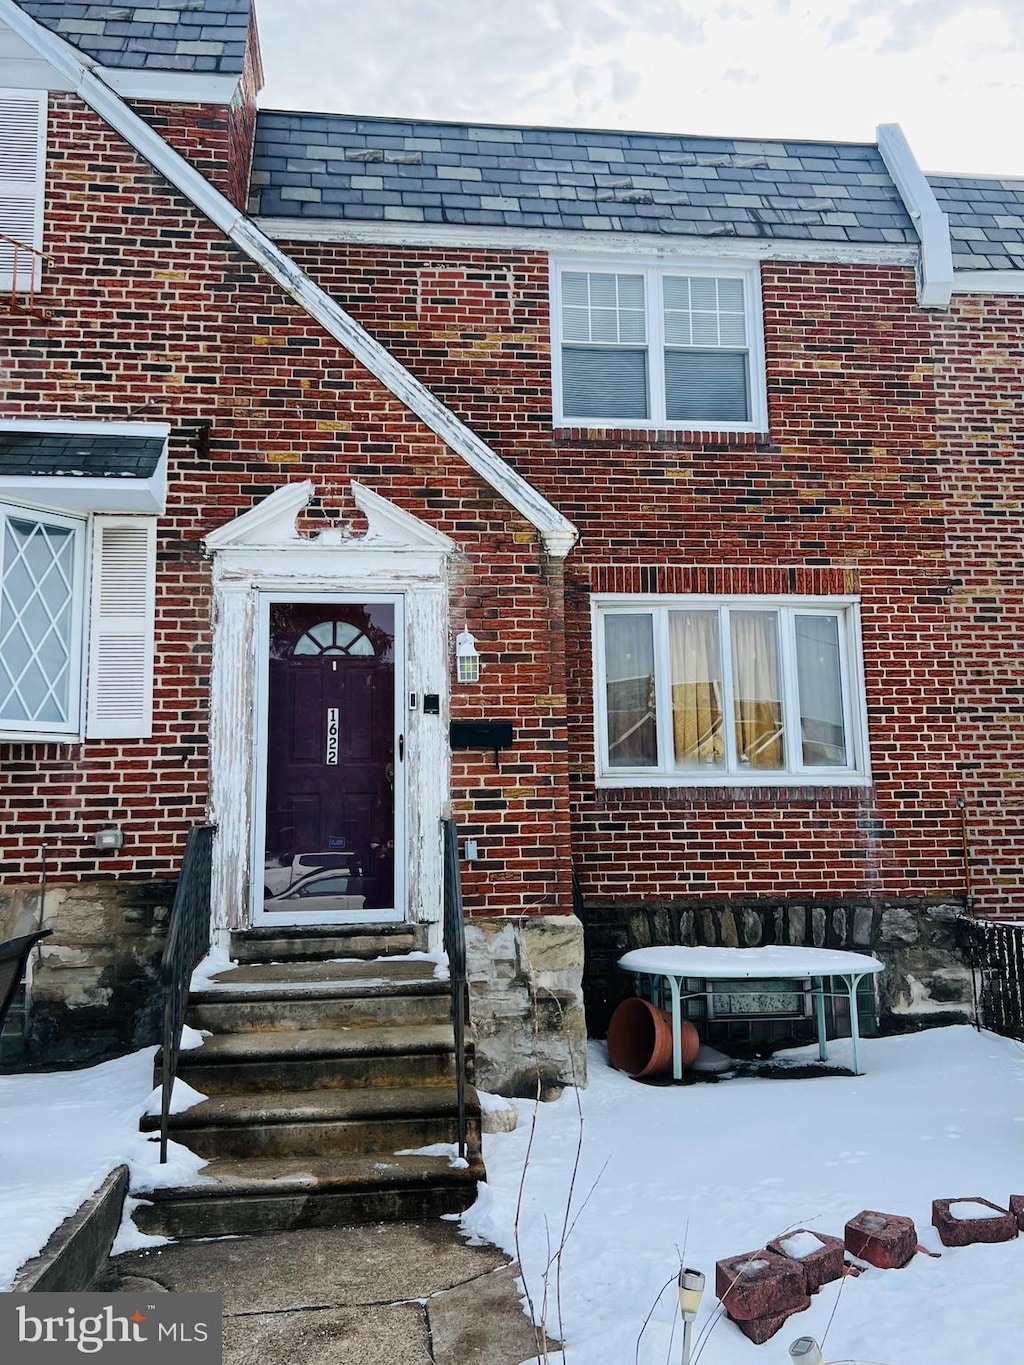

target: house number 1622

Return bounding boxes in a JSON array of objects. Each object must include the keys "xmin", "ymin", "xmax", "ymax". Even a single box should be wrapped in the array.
[{"xmin": 325, "ymin": 708, "xmax": 339, "ymax": 765}]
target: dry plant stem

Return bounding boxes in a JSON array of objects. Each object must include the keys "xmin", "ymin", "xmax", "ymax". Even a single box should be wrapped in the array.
[
  {"xmin": 633, "ymin": 1273, "xmax": 677, "ymax": 1365},
  {"xmin": 819, "ymin": 1255, "xmax": 850, "ymax": 1354},
  {"xmin": 690, "ymin": 1302, "xmax": 729, "ymax": 1364},
  {"xmin": 553, "ymin": 1018, "xmax": 585, "ymax": 1353},
  {"xmin": 512, "ymin": 1067, "xmax": 546, "ymax": 1363}
]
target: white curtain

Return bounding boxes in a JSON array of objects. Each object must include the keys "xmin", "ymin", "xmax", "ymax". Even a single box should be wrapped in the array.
[
  {"xmin": 669, "ymin": 610, "xmax": 724, "ymax": 768},
  {"xmin": 795, "ymin": 614, "xmax": 847, "ymax": 765},
  {"xmin": 730, "ymin": 610, "xmax": 784, "ymax": 769},
  {"xmin": 604, "ymin": 613, "xmax": 657, "ymax": 766}
]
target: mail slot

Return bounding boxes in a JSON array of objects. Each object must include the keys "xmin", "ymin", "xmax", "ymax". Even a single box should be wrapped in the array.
[{"xmin": 449, "ymin": 720, "xmax": 514, "ymax": 750}]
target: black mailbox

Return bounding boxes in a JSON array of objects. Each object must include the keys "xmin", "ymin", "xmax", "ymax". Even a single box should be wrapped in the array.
[
  {"xmin": 449, "ymin": 720, "xmax": 514, "ymax": 750},
  {"xmin": 450, "ymin": 721, "xmax": 513, "ymax": 767}
]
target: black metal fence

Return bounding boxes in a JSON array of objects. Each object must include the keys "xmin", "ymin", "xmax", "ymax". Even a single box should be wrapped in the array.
[
  {"xmin": 159, "ymin": 824, "xmax": 215, "ymax": 1162},
  {"xmin": 442, "ymin": 818, "xmax": 468, "ymax": 1159},
  {"xmin": 957, "ymin": 916, "xmax": 1024, "ymax": 1042}
]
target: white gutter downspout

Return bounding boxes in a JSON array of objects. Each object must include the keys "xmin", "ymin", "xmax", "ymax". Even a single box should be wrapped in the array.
[
  {"xmin": 0, "ymin": 0, "xmax": 578, "ymax": 559},
  {"xmin": 877, "ymin": 123, "xmax": 954, "ymax": 310}
]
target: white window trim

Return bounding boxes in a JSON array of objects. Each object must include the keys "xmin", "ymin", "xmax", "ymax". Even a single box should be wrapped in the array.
[
  {"xmin": 551, "ymin": 256, "xmax": 767, "ymax": 433},
  {"xmin": 0, "ymin": 499, "xmax": 87, "ymax": 739},
  {"xmin": 0, "ymin": 87, "xmax": 46, "ymax": 293},
  {"xmin": 0, "ymin": 500, "xmax": 156, "ymax": 743},
  {"xmin": 591, "ymin": 593, "xmax": 871, "ymax": 788}
]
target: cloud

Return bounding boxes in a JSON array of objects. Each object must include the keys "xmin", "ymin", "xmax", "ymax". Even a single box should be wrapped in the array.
[
  {"xmin": 250, "ymin": 0, "xmax": 1024, "ymax": 174},
  {"xmin": 255, "ymin": 0, "xmax": 704, "ymax": 122},
  {"xmin": 824, "ymin": 0, "xmax": 1024, "ymax": 54}
]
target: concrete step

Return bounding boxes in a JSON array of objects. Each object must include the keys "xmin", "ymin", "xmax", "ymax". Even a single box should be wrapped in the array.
[
  {"xmin": 231, "ymin": 923, "xmax": 429, "ymax": 965},
  {"xmin": 132, "ymin": 1152, "xmax": 485, "ymax": 1239},
  {"xmin": 175, "ymin": 1023, "xmax": 466, "ymax": 1094},
  {"xmin": 142, "ymin": 1084, "xmax": 482, "ymax": 1160},
  {"xmin": 188, "ymin": 960, "xmax": 451, "ymax": 1032}
]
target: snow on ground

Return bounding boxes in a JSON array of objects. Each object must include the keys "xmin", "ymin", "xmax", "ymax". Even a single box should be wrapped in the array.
[
  {"xmin": 463, "ymin": 1027, "xmax": 1024, "ymax": 1365},
  {"xmin": 0, "ymin": 1048, "xmax": 207, "ymax": 1290},
  {"xmin": 0, "ymin": 1022, "xmax": 1020, "ymax": 1364}
]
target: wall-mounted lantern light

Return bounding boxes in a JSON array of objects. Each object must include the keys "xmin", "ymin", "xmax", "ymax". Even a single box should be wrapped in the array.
[{"xmin": 456, "ymin": 629, "xmax": 480, "ymax": 684}]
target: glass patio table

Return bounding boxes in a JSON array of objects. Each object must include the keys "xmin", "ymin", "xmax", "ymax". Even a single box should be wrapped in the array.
[{"xmin": 616, "ymin": 945, "xmax": 885, "ymax": 1080}]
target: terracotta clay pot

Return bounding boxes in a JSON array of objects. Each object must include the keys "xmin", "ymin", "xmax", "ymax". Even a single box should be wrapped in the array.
[{"xmin": 607, "ymin": 997, "xmax": 700, "ymax": 1078}]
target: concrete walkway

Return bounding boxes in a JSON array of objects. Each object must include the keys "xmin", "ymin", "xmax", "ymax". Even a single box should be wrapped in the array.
[{"xmin": 98, "ymin": 1221, "xmax": 549, "ymax": 1365}]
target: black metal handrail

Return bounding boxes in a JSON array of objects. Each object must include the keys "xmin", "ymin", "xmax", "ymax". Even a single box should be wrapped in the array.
[
  {"xmin": 159, "ymin": 824, "xmax": 215, "ymax": 1162},
  {"xmin": 956, "ymin": 914, "xmax": 1024, "ymax": 1043},
  {"xmin": 442, "ymin": 818, "xmax": 468, "ymax": 1159}
]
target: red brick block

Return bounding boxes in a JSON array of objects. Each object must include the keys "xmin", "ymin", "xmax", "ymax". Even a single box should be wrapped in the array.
[
  {"xmin": 931, "ymin": 1198, "xmax": 1019, "ymax": 1247},
  {"xmin": 730, "ymin": 1300, "xmax": 811, "ymax": 1344},
  {"xmin": 844, "ymin": 1210, "xmax": 917, "ymax": 1269},
  {"xmin": 715, "ymin": 1248, "xmax": 807, "ymax": 1321},
  {"xmin": 1010, "ymin": 1195, "xmax": 1024, "ymax": 1231},
  {"xmin": 767, "ymin": 1228, "xmax": 845, "ymax": 1293}
]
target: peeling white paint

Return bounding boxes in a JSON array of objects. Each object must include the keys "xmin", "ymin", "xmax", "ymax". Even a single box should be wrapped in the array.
[{"xmin": 206, "ymin": 483, "xmax": 452, "ymax": 941}]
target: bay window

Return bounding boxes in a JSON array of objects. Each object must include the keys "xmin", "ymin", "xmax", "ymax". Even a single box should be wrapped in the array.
[{"xmin": 595, "ymin": 597, "xmax": 869, "ymax": 785}]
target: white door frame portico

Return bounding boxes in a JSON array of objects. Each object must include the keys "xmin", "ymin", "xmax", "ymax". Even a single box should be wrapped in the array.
[{"xmin": 204, "ymin": 481, "xmax": 456, "ymax": 942}]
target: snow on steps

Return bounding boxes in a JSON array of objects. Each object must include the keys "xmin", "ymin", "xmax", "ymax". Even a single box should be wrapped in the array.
[{"xmin": 132, "ymin": 925, "xmax": 482, "ymax": 1238}]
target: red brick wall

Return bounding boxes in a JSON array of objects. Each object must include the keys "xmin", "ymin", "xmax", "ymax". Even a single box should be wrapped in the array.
[
  {"xmin": 5, "ymin": 91, "xmax": 1019, "ymax": 923},
  {"xmin": 285, "ymin": 243, "xmax": 987, "ymax": 910},
  {"xmin": 934, "ymin": 295, "xmax": 1024, "ymax": 917},
  {"xmin": 0, "ymin": 94, "xmax": 573, "ymax": 918}
]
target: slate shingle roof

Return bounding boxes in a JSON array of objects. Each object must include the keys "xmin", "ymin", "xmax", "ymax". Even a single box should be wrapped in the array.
[
  {"xmin": 18, "ymin": 0, "xmax": 251, "ymax": 75},
  {"xmin": 249, "ymin": 112, "xmax": 918, "ymax": 246},
  {"xmin": 928, "ymin": 175, "xmax": 1024, "ymax": 271},
  {"xmin": 0, "ymin": 431, "xmax": 165, "ymax": 478}
]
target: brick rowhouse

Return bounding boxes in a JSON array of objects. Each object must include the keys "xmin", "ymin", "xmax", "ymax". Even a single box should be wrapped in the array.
[{"xmin": 3, "ymin": 0, "xmax": 1021, "ymax": 1071}]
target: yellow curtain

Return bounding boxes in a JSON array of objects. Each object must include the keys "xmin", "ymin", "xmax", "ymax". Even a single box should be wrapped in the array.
[
  {"xmin": 731, "ymin": 611, "xmax": 784, "ymax": 769},
  {"xmin": 670, "ymin": 611, "xmax": 724, "ymax": 768}
]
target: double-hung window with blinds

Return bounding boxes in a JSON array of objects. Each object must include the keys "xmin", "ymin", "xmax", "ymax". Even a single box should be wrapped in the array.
[{"xmin": 554, "ymin": 261, "xmax": 765, "ymax": 431}]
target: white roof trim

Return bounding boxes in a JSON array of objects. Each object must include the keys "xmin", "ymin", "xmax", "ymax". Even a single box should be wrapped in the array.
[
  {"xmin": 99, "ymin": 69, "xmax": 241, "ymax": 104},
  {"xmin": 349, "ymin": 480, "xmax": 456, "ymax": 552},
  {"xmin": 952, "ymin": 270, "xmax": 1024, "ymax": 295},
  {"xmin": 0, "ymin": 0, "xmax": 577, "ymax": 561},
  {"xmin": 0, "ymin": 417, "xmax": 168, "ymax": 514},
  {"xmin": 204, "ymin": 479, "xmax": 312, "ymax": 549},
  {"xmin": 203, "ymin": 478, "xmax": 457, "ymax": 554},
  {"xmin": 877, "ymin": 123, "xmax": 953, "ymax": 309},
  {"xmin": 254, "ymin": 216, "xmax": 920, "ymax": 267}
]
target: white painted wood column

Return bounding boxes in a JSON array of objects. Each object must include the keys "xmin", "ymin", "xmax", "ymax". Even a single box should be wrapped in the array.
[{"xmin": 208, "ymin": 580, "xmax": 258, "ymax": 933}]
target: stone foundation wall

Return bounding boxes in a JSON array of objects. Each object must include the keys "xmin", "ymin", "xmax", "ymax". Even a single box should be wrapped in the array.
[
  {"xmin": 580, "ymin": 897, "xmax": 974, "ymax": 1045},
  {"xmin": 465, "ymin": 914, "xmax": 588, "ymax": 1098},
  {"xmin": 0, "ymin": 879, "xmax": 175, "ymax": 1065}
]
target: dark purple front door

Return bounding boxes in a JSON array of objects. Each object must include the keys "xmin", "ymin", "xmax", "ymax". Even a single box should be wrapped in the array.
[{"xmin": 261, "ymin": 601, "xmax": 397, "ymax": 917}]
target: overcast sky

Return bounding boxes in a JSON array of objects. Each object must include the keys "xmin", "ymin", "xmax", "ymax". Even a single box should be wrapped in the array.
[{"xmin": 253, "ymin": 1, "xmax": 1024, "ymax": 177}]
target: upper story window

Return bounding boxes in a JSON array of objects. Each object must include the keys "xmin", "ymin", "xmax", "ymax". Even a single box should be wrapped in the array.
[
  {"xmin": 0, "ymin": 90, "xmax": 47, "ymax": 293},
  {"xmin": 551, "ymin": 259, "xmax": 766, "ymax": 432},
  {"xmin": 593, "ymin": 596, "xmax": 870, "ymax": 786}
]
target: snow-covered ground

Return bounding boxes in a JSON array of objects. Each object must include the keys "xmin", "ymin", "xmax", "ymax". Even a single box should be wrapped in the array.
[
  {"xmin": 0, "ymin": 1024, "xmax": 1020, "ymax": 1365},
  {"xmin": 463, "ymin": 1027, "xmax": 1024, "ymax": 1365},
  {"xmin": 0, "ymin": 1047, "xmax": 204, "ymax": 1291}
]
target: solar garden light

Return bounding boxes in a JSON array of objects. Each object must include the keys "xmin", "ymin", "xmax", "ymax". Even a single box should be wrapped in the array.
[
  {"xmin": 788, "ymin": 1337, "xmax": 825, "ymax": 1365},
  {"xmin": 677, "ymin": 1267, "xmax": 705, "ymax": 1365}
]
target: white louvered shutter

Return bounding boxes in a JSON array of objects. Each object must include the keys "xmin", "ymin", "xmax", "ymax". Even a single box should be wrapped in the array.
[
  {"xmin": 86, "ymin": 517, "xmax": 157, "ymax": 739},
  {"xmin": 0, "ymin": 90, "xmax": 46, "ymax": 291}
]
